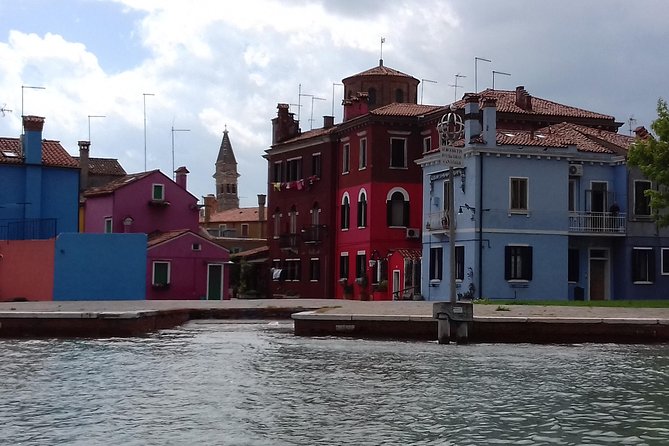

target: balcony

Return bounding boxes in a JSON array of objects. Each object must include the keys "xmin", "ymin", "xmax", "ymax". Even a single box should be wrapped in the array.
[
  {"xmin": 568, "ymin": 211, "xmax": 626, "ymax": 235},
  {"xmin": 302, "ymin": 224, "xmax": 327, "ymax": 244},
  {"xmin": 0, "ymin": 218, "xmax": 57, "ymax": 240},
  {"xmin": 279, "ymin": 233, "xmax": 300, "ymax": 250},
  {"xmin": 424, "ymin": 211, "xmax": 452, "ymax": 233}
]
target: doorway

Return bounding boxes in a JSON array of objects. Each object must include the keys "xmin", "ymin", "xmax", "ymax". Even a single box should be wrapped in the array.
[
  {"xmin": 392, "ymin": 270, "xmax": 400, "ymax": 300},
  {"xmin": 588, "ymin": 249, "xmax": 609, "ymax": 301},
  {"xmin": 207, "ymin": 264, "xmax": 224, "ymax": 300}
]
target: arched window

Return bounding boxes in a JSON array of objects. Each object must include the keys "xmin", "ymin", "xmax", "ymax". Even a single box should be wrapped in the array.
[
  {"xmin": 395, "ymin": 88, "xmax": 404, "ymax": 103},
  {"xmin": 357, "ymin": 190, "xmax": 367, "ymax": 228},
  {"xmin": 386, "ymin": 188, "xmax": 409, "ymax": 227},
  {"xmin": 368, "ymin": 87, "xmax": 377, "ymax": 105},
  {"xmin": 341, "ymin": 194, "xmax": 350, "ymax": 230}
]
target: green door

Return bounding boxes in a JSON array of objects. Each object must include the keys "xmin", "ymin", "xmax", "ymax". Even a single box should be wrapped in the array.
[{"xmin": 207, "ymin": 264, "xmax": 223, "ymax": 300}]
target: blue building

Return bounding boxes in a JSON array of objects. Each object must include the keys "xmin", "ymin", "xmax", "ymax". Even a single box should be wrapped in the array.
[
  {"xmin": 418, "ymin": 93, "xmax": 669, "ymax": 301},
  {"xmin": 0, "ymin": 116, "xmax": 79, "ymax": 239}
]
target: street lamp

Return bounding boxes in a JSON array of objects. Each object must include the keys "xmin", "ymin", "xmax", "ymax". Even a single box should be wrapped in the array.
[
  {"xmin": 420, "ymin": 79, "xmax": 438, "ymax": 105},
  {"xmin": 143, "ymin": 92, "xmax": 155, "ymax": 171},
  {"xmin": 474, "ymin": 57, "xmax": 491, "ymax": 92},
  {"xmin": 171, "ymin": 126, "xmax": 190, "ymax": 179}
]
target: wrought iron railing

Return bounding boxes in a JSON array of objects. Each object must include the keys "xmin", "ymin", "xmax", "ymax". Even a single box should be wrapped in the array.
[
  {"xmin": 302, "ymin": 224, "xmax": 327, "ymax": 244},
  {"xmin": 568, "ymin": 211, "xmax": 626, "ymax": 234},
  {"xmin": 278, "ymin": 233, "xmax": 300, "ymax": 249},
  {"xmin": 424, "ymin": 211, "xmax": 451, "ymax": 232}
]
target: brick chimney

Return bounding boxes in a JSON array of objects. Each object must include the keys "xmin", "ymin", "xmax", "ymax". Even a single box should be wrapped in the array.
[
  {"xmin": 257, "ymin": 193, "xmax": 266, "ymax": 239},
  {"xmin": 174, "ymin": 166, "xmax": 189, "ymax": 189},
  {"xmin": 323, "ymin": 115, "xmax": 334, "ymax": 129},
  {"xmin": 634, "ymin": 126, "xmax": 651, "ymax": 140},
  {"xmin": 463, "ymin": 94, "xmax": 481, "ymax": 143},
  {"xmin": 203, "ymin": 194, "xmax": 216, "ymax": 223},
  {"xmin": 271, "ymin": 103, "xmax": 300, "ymax": 144},
  {"xmin": 78, "ymin": 140, "xmax": 90, "ymax": 192},
  {"xmin": 515, "ymin": 86, "xmax": 532, "ymax": 111},
  {"xmin": 343, "ymin": 92, "xmax": 369, "ymax": 122},
  {"xmin": 482, "ymin": 97, "xmax": 497, "ymax": 146},
  {"xmin": 23, "ymin": 115, "xmax": 45, "ymax": 165}
]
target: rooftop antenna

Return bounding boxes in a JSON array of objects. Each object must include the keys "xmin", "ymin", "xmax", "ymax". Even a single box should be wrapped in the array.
[
  {"xmin": 309, "ymin": 96, "xmax": 326, "ymax": 130},
  {"xmin": 448, "ymin": 74, "xmax": 466, "ymax": 101},
  {"xmin": 21, "ymin": 85, "xmax": 46, "ymax": 134},
  {"xmin": 628, "ymin": 115, "xmax": 637, "ymax": 136},
  {"xmin": 332, "ymin": 82, "xmax": 343, "ymax": 118},
  {"xmin": 143, "ymin": 92, "xmax": 155, "ymax": 171},
  {"xmin": 420, "ymin": 79, "xmax": 437, "ymax": 105},
  {"xmin": 0, "ymin": 104, "xmax": 12, "ymax": 117},
  {"xmin": 171, "ymin": 123, "xmax": 190, "ymax": 179},
  {"xmin": 380, "ymin": 37, "xmax": 385, "ymax": 65},
  {"xmin": 474, "ymin": 57, "xmax": 491, "ymax": 92},
  {"xmin": 87, "ymin": 114, "xmax": 105, "ymax": 142},
  {"xmin": 492, "ymin": 70, "xmax": 511, "ymax": 90}
]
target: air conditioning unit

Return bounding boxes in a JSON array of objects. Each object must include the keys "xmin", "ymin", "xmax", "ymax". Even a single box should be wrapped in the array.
[
  {"xmin": 569, "ymin": 164, "xmax": 583, "ymax": 176},
  {"xmin": 406, "ymin": 228, "xmax": 420, "ymax": 239}
]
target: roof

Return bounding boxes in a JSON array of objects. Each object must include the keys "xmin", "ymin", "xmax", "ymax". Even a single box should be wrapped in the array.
[
  {"xmin": 453, "ymin": 89, "xmax": 615, "ymax": 121},
  {"xmin": 231, "ymin": 245, "xmax": 269, "ymax": 259},
  {"xmin": 216, "ymin": 129, "xmax": 237, "ymax": 165},
  {"xmin": 0, "ymin": 138, "xmax": 78, "ymax": 168},
  {"xmin": 73, "ymin": 156, "xmax": 126, "ymax": 176},
  {"xmin": 147, "ymin": 229, "xmax": 229, "ymax": 254},
  {"xmin": 343, "ymin": 62, "xmax": 418, "ymax": 82},
  {"xmin": 371, "ymin": 103, "xmax": 445, "ymax": 118},
  {"xmin": 540, "ymin": 122, "xmax": 632, "ymax": 155},
  {"xmin": 276, "ymin": 125, "xmax": 338, "ymax": 145},
  {"xmin": 83, "ymin": 170, "xmax": 158, "ymax": 197},
  {"xmin": 392, "ymin": 248, "xmax": 422, "ymax": 260},
  {"xmin": 204, "ymin": 206, "xmax": 266, "ymax": 223}
]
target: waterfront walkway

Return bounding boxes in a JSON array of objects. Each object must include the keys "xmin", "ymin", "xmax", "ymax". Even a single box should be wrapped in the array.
[{"xmin": 1, "ymin": 299, "xmax": 668, "ymax": 342}]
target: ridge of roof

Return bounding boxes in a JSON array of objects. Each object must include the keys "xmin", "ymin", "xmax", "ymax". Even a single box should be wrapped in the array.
[
  {"xmin": 83, "ymin": 170, "xmax": 160, "ymax": 196},
  {"xmin": 0, "ymin": 137, "xmax": 78, "ymax": 168},
  {"xmin": 343, "ymin": 63, "xmax": 418, "ymax": 82}
]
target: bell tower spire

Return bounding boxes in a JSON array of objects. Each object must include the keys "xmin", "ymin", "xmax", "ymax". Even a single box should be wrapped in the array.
[{"xmin": 213, "ymin": 126, "xmax": 240, "ymax": 211}]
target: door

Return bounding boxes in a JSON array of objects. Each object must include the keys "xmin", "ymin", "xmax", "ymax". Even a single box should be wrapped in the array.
[
  {"xmin": 588, "ymin": 249, "xmax": 609, "ymax": 301},
  {"xmin": 207, "ymin": 264, "xmax": 224, "ymax": 300},
  {"xmin": 392, "ymin": 270, "xmax": 400, "ymax": 300}
]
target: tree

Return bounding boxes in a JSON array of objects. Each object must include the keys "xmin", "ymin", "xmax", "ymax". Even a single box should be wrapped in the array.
[{"xmin": 628, "ymin": 98, "xmax": 669, "ymax": 227}]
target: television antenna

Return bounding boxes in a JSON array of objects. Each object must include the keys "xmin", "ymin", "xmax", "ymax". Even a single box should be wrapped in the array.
[
  {"xmin": 448, "ymin": 74, "xmax": 466, "ymax": 101},
  {"xmin": 628, "ymin": 115, "xmax": 637, "ymax": 136},
  {"xmin": 0, "ymin": 104, "xmax": 12, "ymax": 117}
]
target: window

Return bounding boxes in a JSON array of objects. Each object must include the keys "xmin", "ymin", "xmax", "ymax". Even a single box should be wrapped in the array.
[
  {"xmin": 152, "ymin": 261, "xmax": 170, "ymax": 286},
  {"xmin": 390, "ymin": 138, "xmax": 407, "ymax": 168},
  {"xmin": 662, "ymin": 248, "xmax": 669, "ymax": 275},
  {"xmin": 505, "ymin": 245, "xmax": 533, "ymax": 281},
  {"xmin": 568, "ymin": 179, "xmax": 577, "ymax": 212},
  {"xmin": 634, "ymin": 180, "xmax": 652, "ymax": 216},
  {"xmin": 359, "ymin": 138, "xmax": 367, "ymax": 169},
  {"xmin": 356, "ymin": 253, "xmax": 367, "ymax": 279},
  {"xmin": 218, "ymin": 224, "xmax": 227, "ymax": 237},
  {"xmin": 241, "ymin": 224, "xmax": 249, "ymax": 237},
  {"xmin": 455, "ymin": 246, "xmax": 464, "ymax": 281},
  {"xmin": 339, "ymin": 253, "xmax": 349, "ymax": 280},
  {"xmin": 341, "ymin": 194, "xmax": 350, "ymax": 230},
  {"xmin": 368, "ymin": 88, "xmax": 377, "ymax": 105},
  {"xmin": 285, "ymin": 259, "xmax": 301, "ymax": 281},
  {"xmin": 104, "ymin": 217, "xmax": 112, "ymax": 234},
  {"xmin": 568, "ymin": 249, "xmax": 579, "ymax": 282},
  {"xmin": 152, "ymin": 183, "xmax": 165, "ymax": 201},
  {"xmin": 632, "ymin": 248, "xmax": 655, "ymax": 283},
  {"xmin": 443, "ymin": 181, "xmax": 451, "ymax": 212},
  {"xmin": 311, "ymin": 203, "xmax": 320, "ymax": 226},
  {"xmin": 429, "ymin": 247, "xmax": 443, "ymax": 281},
  {"xmin": 357, "ymin": 190, "xmax": 367, "ymax": 228},
  {"xmin": 192, "ymin": 243, "xmax": 201, "ymax": 251},
  {"xmin": 312, "ymin": 153, "xmax": 321, "ymax": 177},
  {"xmin": 273, "ymin": 209, "xmax": 280, "ymax": 238},
  {"xmin": 289, "ymin": 206, "xmax": 297, "ymax": 234},
  {"xmin": 510, "ymin": 178, "xmax": 528, "ymax": 211},
  {"xmin": 386, "ymin": 190, "xmax": 409, "ymax": 227},
  {"xmin": 273, "ymin": 161, "xmax": 283, "ymax": 182},
  {"xmin": 342, "ymin": 143, "xmax": 350, "ymax": 174},
  {"xmin": 310, "ymin": 258, "xmax": 320, "ymax": 281},
  {"xmin": 286, "ymin": 158, "xmax": 302, "ymax": 182},
  {"xmin": 423, "ymin": 136, "xmax": 432, "ymax": 153},
  {"xmin": 395, "ymin": 88, "xmax": 404, "ymax": 103}
]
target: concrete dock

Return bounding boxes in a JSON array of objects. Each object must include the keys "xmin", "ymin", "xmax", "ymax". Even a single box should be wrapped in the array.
[{"xmin": 1, "ymin": 299, "xmax": 668, "ymax": 343}]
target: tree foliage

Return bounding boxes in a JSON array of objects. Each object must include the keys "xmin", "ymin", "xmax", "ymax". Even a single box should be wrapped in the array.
[{"xmin": 628, "ymin": 98, "xmax": 669, "ymax": 227}]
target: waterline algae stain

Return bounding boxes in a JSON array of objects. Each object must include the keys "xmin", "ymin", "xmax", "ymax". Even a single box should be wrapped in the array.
[{"xmin": 1, "ymin": 321, "xmax": 668, "ymax": 445}]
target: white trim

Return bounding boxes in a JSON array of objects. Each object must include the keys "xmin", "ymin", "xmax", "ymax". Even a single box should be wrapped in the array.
[
  {"xmin": 286, "ymin": 156, "xmax": 303, "ymax": 162},
  {"xmin": 509, "ymin": 176, "xmax": 529, "ymax": 212},
  {"xmin": 357, "ymin": 250, "xmax": 366, "ymax": 255},
  {"xmin": 356, "ymin": 131, "xmax": 367, "ymax": 137},
  {"xmin": 152, "ymin": 183, "xmax": 165, "ymax": 201},
  {"xmin": 206, "ymin": 263, "xmax": 225, "ymax": 300},
  {"xmin": 386, "ymin": 187, "xmax": 409, "ymax": 201},
  {"xmin": 388, "ymin": 130, "xmax": 411, "ymax": 135},
  {"xmin": 104, "ymin": 217, "xmax": 113, "ymax": 234},
  {"xmin": 152, "ymin": 261, "xmax": 171, "ymax": 286}
]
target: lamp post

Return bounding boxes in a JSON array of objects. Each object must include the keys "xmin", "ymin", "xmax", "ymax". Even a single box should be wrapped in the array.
[
  {"xmin": 474, "ymin": 57, "xmax": 491, "ymax": 92},
  {"xmin": 171, "ymin": 126, "xmax": 190, "ymax": 179},
  {"xmin": 492, "ymin": 71, "xmax": 511, "ymax": 90},
  {"xmin": 420, "ymin": 79, "xmax": 438, "ymax": 105},
  {"xmin": 87, "ymin": 115, "xmax": 106, "ymax": 142},
  {"xmin": 143, "ymin": 92, "xmax": 155, "ymax": 171}
]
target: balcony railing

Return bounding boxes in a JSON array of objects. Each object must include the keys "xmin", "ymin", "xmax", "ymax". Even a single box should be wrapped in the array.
[
  {"xmin": 568, "ymin": 211, "xmax": 626, "ymax": 234},
  {"xmin": 301, "ymin": 224, "xmax": 327, "ymax": 244},
  {"xmin": 0, "ymin": 218, "xmax": 57, "ymax": 240},
  {"xmin": 278, "ymin": 233, "xmax": 300, "ymax": 249},
  {"xmin": 424, "ymin": 211, "xmax": 452, "ymax": 232}
]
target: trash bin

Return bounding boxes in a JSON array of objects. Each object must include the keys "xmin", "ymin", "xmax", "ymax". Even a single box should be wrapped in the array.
[{"xmin": 574, "ymin": 286, "xmax": 584, "ymax": 301}]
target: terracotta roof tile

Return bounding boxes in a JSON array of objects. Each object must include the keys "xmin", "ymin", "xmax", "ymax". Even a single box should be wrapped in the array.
[
  {"xmin": 343, "ymin": 63, "xmax": 418, "ymax": 81},
  {"xmin": 540, "ymin": 122, "xmax": 632, "ymax": 154},
  {"xmin": 147, "ymin": 229, "xmax": 191, "ymax": 247},
  {"xmin": 278, "ymin": 125, "xmax": 338, "ymax": 144},
  {"xmin": 371, "ymin": 103, "xmax": 444, "ymax": 117},
  {"xmin": 496, "ymin": 130, "xmax": 571, "ymax": 148},
  {"xmin": 83, "ymin": 170, "xmax": 158, "ymax": 197},
  {"xmin": 73, "ymin": 156, "xmax": 126, "ymax": 176},
  {"xmin": 393, "ymin": 248, "xmax": 422, "ymax": 260},
  {"xmin": 205, "ymin": 207, "xmax": 266, "ymax": 223},
  {"xmin": 0, "ymin": 138, "xmax": 78, "ymax": 168}
]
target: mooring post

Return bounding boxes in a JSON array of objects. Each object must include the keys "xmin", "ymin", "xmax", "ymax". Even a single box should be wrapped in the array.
[
  {"xmin": 437, "ymin": 316, "xmax": 451, "ymax": 344},
  {"xmin": 433, "ymin": 301, "xmax": 473, "ymax": 345}
]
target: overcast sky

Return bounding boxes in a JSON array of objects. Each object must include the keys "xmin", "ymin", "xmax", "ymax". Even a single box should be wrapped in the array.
[{"xmin": 1, "ymin": 0, "xmax": 667, "ymax": 207}]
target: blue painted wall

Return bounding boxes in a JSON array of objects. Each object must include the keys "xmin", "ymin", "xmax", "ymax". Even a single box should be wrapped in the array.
[{"xmin": 53, "ymin": 233, "xmax": 147, "ymax": 300}]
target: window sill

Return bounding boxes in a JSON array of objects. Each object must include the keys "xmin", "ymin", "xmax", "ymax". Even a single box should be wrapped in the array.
[
  {"xmin": 632, "ymin": 281, "xmax": 654, "ymax": 285},
  {"xmin": 389, "ymin": 166, "xmax": 408, "ymax": 170},
  {"xmin": 358, "ymin": 166, "xmax": 367, "ymax": 171},
  {"xmin": 429, "ymin": 279, "xmax": 441, "ymax": 286},
  {"xmin": 508, "ymin": 209, "xmax": 529, "ymax": 216},
  {"xmin": 152, "ymin": 283, "xmax": 170, "ymax": 289}
]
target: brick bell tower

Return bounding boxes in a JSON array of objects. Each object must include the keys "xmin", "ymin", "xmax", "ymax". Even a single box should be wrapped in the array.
[{"xmin": 213, "ymin": 127, "xmax": 240, "ymax": 211}]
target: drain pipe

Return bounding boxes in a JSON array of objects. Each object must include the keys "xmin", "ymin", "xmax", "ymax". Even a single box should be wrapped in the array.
[{"xmin": 478, "ymin": 152, "xmax": 484, "ymax": 299}]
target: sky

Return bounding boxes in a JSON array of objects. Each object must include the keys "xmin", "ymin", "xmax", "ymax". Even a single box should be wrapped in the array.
[{"xmin": 1, "ymin": 0, "xmax": 667, "ymax": 207}]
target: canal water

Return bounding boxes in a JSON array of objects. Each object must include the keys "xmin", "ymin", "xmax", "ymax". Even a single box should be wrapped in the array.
[{"xmin": 1, "ymin": 321, "xmax": 668, "ymax": 445}]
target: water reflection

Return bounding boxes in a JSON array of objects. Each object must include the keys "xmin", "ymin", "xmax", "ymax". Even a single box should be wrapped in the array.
[{"xmin": 1, "ymin": 322, "xmax": 668, "ymax": 445}]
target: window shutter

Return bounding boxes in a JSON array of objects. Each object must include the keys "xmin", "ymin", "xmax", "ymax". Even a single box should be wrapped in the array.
[
  {"xmin": 631, "ymin": 249, "xmax": 639, "ymax": 282},
  {"xmin": 386, "ymin": 201, "xmax": 392, "ymax": 226},
  {"xmin": 403, "ymin": 201, "xmax": 410, "ymax": 227},
  {"xmin": 525, "ymin": 247, "xmax": 533, "ymax": 281},
  {"xmin": 504, "ymin": 246, "xmax": 511, "ymax": 280},
  {"xmin": 357, "ymin": 200, "xmax": 363, "ymax": 226},
  {"xmin": 649, "ymin": 249, "xmax": 656, "ymax": 282}
]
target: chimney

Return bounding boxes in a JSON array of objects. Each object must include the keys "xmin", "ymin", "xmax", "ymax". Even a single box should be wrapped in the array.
[
  {"xmin": 203, "ymin": 194, "xmax": 216, "ymax": 223},
  {"xmin": 482, "ymin": 97, "xmax": 497, "ymax": 146},
  {"xmin": 463, "ymin": 94, "xmax": 481, "ymax": 143},
  {"xmin": 323, "ymin": 115, "xmax": 334, "ymax": 129},
  {"xmin": 272, "ymin": 103, "xmax": 300, "ymax": 144},
  {"xmin": 174, "ymin": 166, "xmax": 189, "ymax": 189},
  {"xmin": 343, "ymin": 92, "xmax": 369, "ymax": 122},
  {"xmin": 634, "ymin": 126, "xmax": 650, "ymax": 140},
  {"xmin": 515, "ymin": 86, "xmax": 532, "ymax": 111},
  {"xmin": 257, "ymin": 193, "xmax": 266, "ymax": 239},
  {"xmin": 78, "ymin": 140, "xmax": 91, "ymax": 192},
  {"xmin": 23, "ymin": 115, "xmax": 45, "ymax": 165}
]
